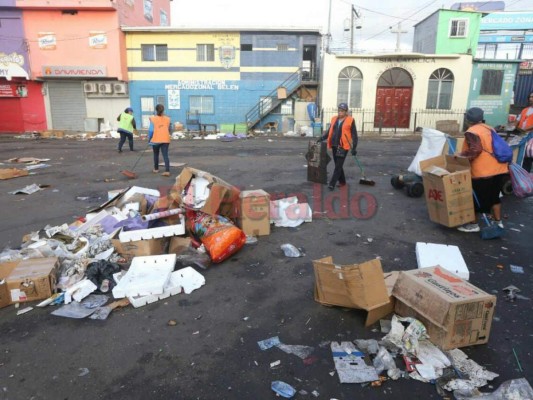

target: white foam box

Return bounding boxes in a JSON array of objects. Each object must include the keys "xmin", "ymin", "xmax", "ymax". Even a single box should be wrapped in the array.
[
  {"xmin": 118, "ymin": 217, "xmax": 185, "ymax": 242},
  {"xmin": 112, "ymin": 254, "xmax": 176, "ymax": 299},
  {"xmin": 415, "ymin": 242, "xmax": 469, "ymax": 281},
  {"xmin": 128, "ymin": 267, "xmax": 206, "ymax": 308}
]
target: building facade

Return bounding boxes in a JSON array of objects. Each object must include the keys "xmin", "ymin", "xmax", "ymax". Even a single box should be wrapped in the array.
[
  {"xmin": 123, "ymin": 28, "xmax": 321, "ymax": 132},
  {"xmin": 0, "ymin": 0, "xmax": 170, "ymax": 133},
  {"xmin": 0, "ymin": 1, "xmax": 44, "ymax": 132},
  {"xmin": 413, "ymin": 9, "xmax": 482, "ymax": 56},
  {"xmin": 320, "ymin": 53, "xmax": 473, "ymax": 132}
]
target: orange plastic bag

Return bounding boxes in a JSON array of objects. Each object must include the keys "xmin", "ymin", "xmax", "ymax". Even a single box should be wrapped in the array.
[{"xmin": 187, "ymin": 210, "xmax": 246, "ymax": 263}]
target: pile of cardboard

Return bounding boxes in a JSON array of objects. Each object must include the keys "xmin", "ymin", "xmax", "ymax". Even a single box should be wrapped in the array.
[{"xmin": 313, "ymin": 258, "xmax": 496, "ymax": 350}]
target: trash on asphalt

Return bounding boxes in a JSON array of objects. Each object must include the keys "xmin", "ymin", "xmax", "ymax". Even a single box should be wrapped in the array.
[
  {"xmin": 270, "ymin": 196, "xmax": 312, "ymax": 228},
  {"xmin": 16, "ymin": 306, "xmax": 33, "ymax": 315},
  {"xmin": 330, "ymin": 341, "xmax": 379, "ymax": 383},
  {"xmin": 453, "ymin": 378, "xmax": 533, "ymax": 400},
  {"xmin": 276, "ymin": 343, "xmax": 315, "ymax": 360},
  {"xmin": 271, "ymin": 380, "xmax": 296, "ymax": 398},
  {"xmin": 509, "ymin": 264, "xmax": 524, "ymax": 274},
  {"xmin": 257, "ymin": 336, "xmax": 281, "ymax": 350},
  {"xmin": 502, "ymin": 285, "xmax": 520, "ymax": 302},
  {"xmin": 0, "ymin": 168, "xmax": 29, "ymax": 180},
  {"xmin": 8, "ymin": 183, "xmax": 49, "ymax": 195},
  {"xmin": 441, "ymin": 348, "xmax": 499, "ymax": 392},
  {"xmin": 280, "ymin": 243, "xmax": 303, "ymax": 257},
  {"xmin": 312, "ymin": 256, "xmax": 395, "ymax": 326}
]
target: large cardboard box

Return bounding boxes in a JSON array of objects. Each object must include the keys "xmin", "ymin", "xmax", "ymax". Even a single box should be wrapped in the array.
[
  {"xmin": 313, "ymin": 257, "xmax": 393, "ymax": 326},
  {"xmin": 6, "ymin": 258, "xmax": 58, "ymax": 303},
  {"xmin": 442, "ymin": 137, "xmax": 464, "ymax": 155},
  {"xmin": 393, "ymin": 266, "xmax": 496, "ymax": 350},
  {"xmin": 171, "ymin": 167, "xmax": 240, "ymax": 219},
  {"xmin": 420, "ymin": 155, "xmax": 475, "ymax": 227},
  {"xmin": 238, "ymin": 189, "xmax": 270, "ymax": 236},
  {"xmin": 0, "ymin": 261, "xmax": 21, "ymax": 308}
]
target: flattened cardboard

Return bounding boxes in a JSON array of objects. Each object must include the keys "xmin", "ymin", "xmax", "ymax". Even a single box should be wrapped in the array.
[
  {"xmin": 0, "ymin": 261, "xmax": 21, "ymax": 308},
  {"xmin": 0, "ymin": 168, "xmax": 29, "ymax": 180},
  {"xmin": 238, "ymin": 189, "xmax": 270, "ymax": 236},
  {"xmin": 170, "ymin": 167, "xmax": 240, "ymax": 219},
  {"xmin": 6, "ymin": 257, "xmax": 58, "ymax": 303},
  {"xmin": 392, "ymin": 266, "xmax": 496, "ymax": 350},
  {"xmin": 420, "ymin": 155, "xmax": 475, "ymax": 227},
  {"xmin": 111, "ymin": 230, "xmax": 169, "ymax": 261},
  {"xmin": 313, "ymin": 257, "xmax": 392, "ymax": 326},
  {"xmin": 168, "ymin": 236, "xmax": 192, "ymax": 255}
]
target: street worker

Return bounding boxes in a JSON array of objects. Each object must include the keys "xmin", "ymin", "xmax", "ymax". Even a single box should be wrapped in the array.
[
  {"xmin": 457, "ymin": 107, "xmax": 509, "ymax": 233},
  {"xmin": 148, "ymin": 104, "xmax": 172, "ymax": 177},
  {"xmin": 116, "ymin": 107, "xmax": 137, "ymax": 152},
  {"xmin": 318, "ymin": 102, "xmax": 358, "ymax": 190},
  {"xmin": 515, "ymin": 92, "xmax": 533, "ymax": 172}
]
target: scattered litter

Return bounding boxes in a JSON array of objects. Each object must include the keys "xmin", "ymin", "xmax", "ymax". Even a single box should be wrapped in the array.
[
  {"xmin": 8, "ymin": 183, "xmax": 49, "ymax": 195},
  {"xmin": 276, "ymin": 344, "xmax": 315, "ymax": 360},
  {"xmin": 367, "ymin": 237, "xmax": 373, "ymax": 243},
  {"xmin": 509, "ymin": 228, "xmax": 521, "ymax": 232},
  {"xmin": 503, "ymin": 285, "xmax": 521, "ymax": 302},
  {"xmin": 270, "ymin": 360, "xmax": 281, "ymax": 368},
  {"xmin": 454, "ymin": 378, "xmax": 533, "ymax": 399},
  {"xmin": 380, "ymin": 319, "xmax": 391, "ymax": 334},
  {"xmin": 16, "ymin": 306, "xmax": 33, "ymax": 315},
  {"xmin": 442, "ymin": 348, "xmax": 499, "ymax": 392},
  {"xmin": 271, "ymin": 381, "xmax": 296, "ymax": 398},
  {"xmin": 270, "ymin": 196, "xmax": 312, "ymax": 228},
  {"xmin": 280, "ymin": 243, "xmax": 303, "ymax": 257},
  {"xmin": 257, "ymin": 336, "xmax": 281, "ymax": 350},
  {"xmin": 510, "ymin": 264, "xmax": 524, "ymax": 274},
  {"xmin": 330, "ymin": 341, "xmax": 379, "ymax": 383},
  {"xmin": 245, "ymin": 235, "xmax": 258, "ymax": 245},
  {"xmin": 6, "ymin": 157, "xmax": 50, "ymax": 164},
  {"xmin": 78, "ymin": 368, "xmax": 90, "ymax": 377},
  {"xmin": 167, "ymin": 320, "xmax": 177, "ymax": 326},
  {"xmin": 512, "ymin": 348, "xmax": 523, "ymax": 373},
  {"xmin": 382, "ymin": 315, "xmax": 428, "ymax": 355},
  {"xmin": 311, "ymin": 390, "xmax": 319, "ymax": 397},
  {"xmin": 64, "ymin": 279, "xmax": 97, "ymax": 304},
  {"xmin": 0, "ymin": 168, "xmax": 29, "ymax": 180},
  {"xmin": 25, "ymin": 163, "xmax": 51, "ymax": 171}
]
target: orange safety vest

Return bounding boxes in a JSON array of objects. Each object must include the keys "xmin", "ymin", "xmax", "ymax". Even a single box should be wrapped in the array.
[
  {"xmin": 150, "ymin": 115, "xmax": 171, "ymax": 143},
  {"xmin": 462, "ymin": 123, "xmax": 509, "ymax": 178},
  {"xmin": 518, "ymin": 106, "xmax": 533, "ymax": 132},
  {"xmin": 327, "ymin": 115, "xmax": 354, "ymax": 150}
]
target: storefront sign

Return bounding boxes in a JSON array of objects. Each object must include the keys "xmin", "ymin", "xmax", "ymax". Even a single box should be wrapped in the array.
[
  {"xmin": 89, "ymin": 32, "xmax": 107, "ymax": 49},
  {"xmin": 0, "ymin": 83, "xmax": 27, "ymax": 97},
  {"xmin": 0, "ymin": 52, "xmax": 29, "ymax": 80},
  {"xmin": 38, "ymin": 32, "xmax": 56, "ymax": 50},
  {"xmin": 42, "ymin": 65, "xmax": 106, "ymax": 77},
  {"xmin": 166, "ymin": 81, "xmax": 239, "ymax": 91}
]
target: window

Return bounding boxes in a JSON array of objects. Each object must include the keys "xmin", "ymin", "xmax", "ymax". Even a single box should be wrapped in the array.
[
  {"xmin": 277, "ymin": 44, "xmax": 289, "ymax": 52},
  {"xmin": 337, "ymin": 66, "xmax": 362, "ymax": 108},
  {"xmin": 426, "ymin": 68, "xmax": 454, "ymax": 109},
  {"xmin": 449, "ymin": 19, "xmax": 468, "ymax": 38},
  {"xmin": 480, "ymin": 70, "xmax": 503, "ymax": 95},
  {"xmin": 141, "ymin": 44, "xmax": 168, "ymax": 61},
  {"xmin": 280, "ymin": 99, "xmax": 293, "ymax": 115},
  {"xmin": 241, "ymin": 44, "xmax": 253, "ymax": 51},
  {"xmin": 160, "ymin": 10, "xmax": 168, "ymax": 26},
  {"xmin": 495, "ymin": 43, "xmax": 521, "ymax": 60},
  {"xmin": 190, "ymin": 96, "xmax": 214, "ymax": 114},
  {"xmin": 197, "ymin": 44, "xmax": 215, "ymax": 61}
]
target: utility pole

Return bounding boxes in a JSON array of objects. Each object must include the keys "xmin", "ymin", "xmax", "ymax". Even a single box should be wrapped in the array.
[
  {"xmin": 390, "ymin": 22, "xmax": 408, "ymax": 52},
  {"xmin": 350, "ymin": 5, "xmax": 361, "ymax": 54}
]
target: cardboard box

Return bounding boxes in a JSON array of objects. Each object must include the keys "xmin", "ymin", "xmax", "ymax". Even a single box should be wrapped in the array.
[
  {"xmin": 168, "ymin": 236, "xmax": 192, "ymax": 255},
  {"xmin": 392, "ymin": 266, "xmax": 496, "ymax": 350},
  {"xmin": 313, "ymin": 257, "xmax": 392, "ymax": 326},
  {"xmin": 0, "ymin": 261, "xmax": 21, "ymax": 308},
  {"xmin": 111, "ymin": 231, "xmax": 169, "ymax": 261},
  {"xmin": 171, "ymin": 167, "xmax": 240, "ymax": 219},
  {"xmin": 6, "ymin": 258, "xmax": 58, "ymax": 303},
  {"xmin": 0, "ymin": 168, "xmax": 29, "ymax": 180},
  {"xmin": 238, "ymin": 189, "xmax": 270, "ymax": 236},
  {"xmin": 442, "ymin": 137, "xmax": 464, "ymax": 155},
  {"xmin": 420, "ymin": 155, "xmax": 475, "ymax": 227}
]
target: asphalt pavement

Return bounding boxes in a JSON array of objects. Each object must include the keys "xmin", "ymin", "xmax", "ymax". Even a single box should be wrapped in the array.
[{"xmin": 0, "ymin": 134, "xmax": 531, "ymax": 400}]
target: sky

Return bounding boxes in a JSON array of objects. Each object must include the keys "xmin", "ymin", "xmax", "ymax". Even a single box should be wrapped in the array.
[{"xmin": 170, "ymin": 0, "xmax": 533, "ymax": 53}]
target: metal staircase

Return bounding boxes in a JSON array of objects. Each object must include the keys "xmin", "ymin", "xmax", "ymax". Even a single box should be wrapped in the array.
[{"xmin": 245, "ymin": 67, "xmax": 310, "ymax": 131}]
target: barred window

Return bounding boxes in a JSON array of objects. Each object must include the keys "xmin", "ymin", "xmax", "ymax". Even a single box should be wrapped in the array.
[
  {"xmin": 337, "ymin": 66, "xmax": 362, "ymax": 108},
  {"xmin": 141, "ymin": 44, "xmax": 168, "ymax": 61},
  {"xmin": 190, "ymin": 96, "xmax": 214, "ymax": 114},
  {"xmin": 480, "ymin": 70, "xmax": 503, "ymax": 95},
  {"xmin": 197, "ymin": 44, "xmax": 215, "ymax": 61},
  {"xmin": 426, "ymin": 68, "xmax": 454, "ymax": 109}
]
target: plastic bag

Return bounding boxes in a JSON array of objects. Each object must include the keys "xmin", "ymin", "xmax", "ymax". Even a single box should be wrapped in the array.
[
  {"xmin": 280, "ymin": 243, "xmax": 302, "ymax": 257},
  {"xmin": 509, "ymin": 162, "xmax": 533, "ymax": 198},
  {"xmin": 186, "ymin": 210, "xmax": 246, "ymax": 263}
]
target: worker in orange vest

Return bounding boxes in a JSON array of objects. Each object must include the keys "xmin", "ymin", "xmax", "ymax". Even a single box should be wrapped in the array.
[
  {"xmin": 148, "ymin": 104, "xmax": 172, "ymax": 177},
  {"xmin": 515, "ymin": 92, "xmax": 533, "ymax": 172}
]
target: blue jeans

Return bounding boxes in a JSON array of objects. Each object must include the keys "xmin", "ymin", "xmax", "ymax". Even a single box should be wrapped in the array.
[
  {"xmin": 117, "ymin": 128, "xmax": 134, "ymax": 151},
  {"xmin": 152, "ymin": 143, "xmax": 170, "ymax": 172}
]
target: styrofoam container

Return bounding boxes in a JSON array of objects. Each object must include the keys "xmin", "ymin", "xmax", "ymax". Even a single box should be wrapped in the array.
[
  {"xmin": 112, "ymin": 254, "xmax": 176, "ymax": 298},
  {"xmin": 118, "ymin": 217, "xmax": 185, "ymax": 242},
  {"xmin": 415, "ymin": 242, "xmax": 469, "ymax": 280}
]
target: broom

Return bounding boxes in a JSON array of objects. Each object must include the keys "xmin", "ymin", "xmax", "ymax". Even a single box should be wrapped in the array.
[
  {"xmin": 121, "ymin": 144, "xmax": 150, "ymax": 179},
  {"xmin": 348, "ymin": 138, "xmax": 375, "ymax": 186}
]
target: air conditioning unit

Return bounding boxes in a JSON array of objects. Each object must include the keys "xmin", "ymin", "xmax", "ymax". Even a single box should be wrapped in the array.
[
  {"xmin": 99, "ymin": 83, "xmax": 113, "ymax": 94},
  {"xmin": 113, "ymin": 82, "xmax": 128, "ymax": 95},
  {"xmin": 84, "ymin": 82, "xmax": 98, "ymax": 93}
]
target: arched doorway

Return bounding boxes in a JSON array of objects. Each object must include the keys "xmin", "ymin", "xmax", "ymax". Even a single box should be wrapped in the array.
[{"xmin": 374, "ymin": 67, "xmax": 413, "ymax": 129}]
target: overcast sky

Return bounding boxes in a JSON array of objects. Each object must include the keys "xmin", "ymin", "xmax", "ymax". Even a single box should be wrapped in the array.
[{"xmin": 171, "ymin": 0, "xmax": 533, "ymax": 53}]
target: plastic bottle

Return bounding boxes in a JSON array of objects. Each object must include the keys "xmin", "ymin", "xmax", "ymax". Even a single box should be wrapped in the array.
[{"xmin": 271, "ymin": 381, "xmax": 296, "ymax": 398}]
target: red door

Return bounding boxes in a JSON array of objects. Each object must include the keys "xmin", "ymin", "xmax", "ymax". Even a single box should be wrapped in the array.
[{"xmin": 374, "ymin": 87, "xmax": 413, "ymax": 128}]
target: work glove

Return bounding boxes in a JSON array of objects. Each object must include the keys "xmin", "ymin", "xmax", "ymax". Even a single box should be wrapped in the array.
[{"xmin": 351, "ymin": 148, "xmax": 357, "ymax": 156}]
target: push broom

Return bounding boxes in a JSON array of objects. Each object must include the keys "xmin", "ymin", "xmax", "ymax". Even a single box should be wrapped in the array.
[
  {"xmin": 121, "ymin": 144, "xmax": 150, "ymax": 179},
  {"xmin": 348, "ymin": 138, "xmax": 375, "ymax": 186}
]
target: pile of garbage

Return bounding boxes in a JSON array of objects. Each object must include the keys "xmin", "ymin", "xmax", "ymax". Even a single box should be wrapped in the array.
[{"xmin": 0, "ymin": 166, "xmax": 313, "ymax": 319}]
